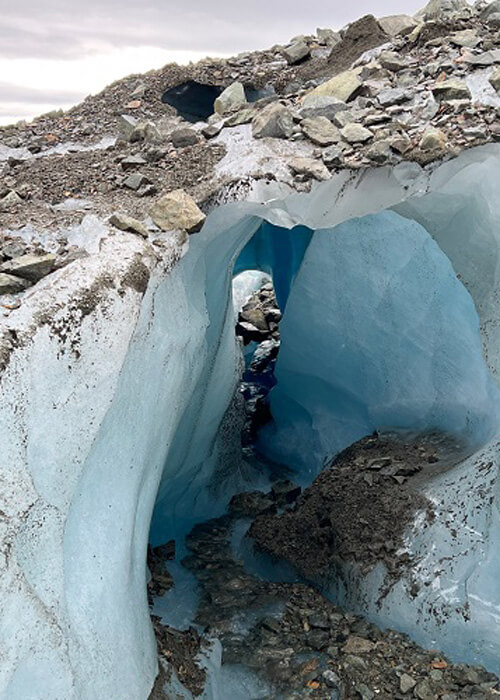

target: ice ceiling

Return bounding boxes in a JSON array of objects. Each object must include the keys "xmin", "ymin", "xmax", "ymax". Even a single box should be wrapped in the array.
[{"xmin": 2, "ymin": 145, "xmax": 500, "ymax": 699}]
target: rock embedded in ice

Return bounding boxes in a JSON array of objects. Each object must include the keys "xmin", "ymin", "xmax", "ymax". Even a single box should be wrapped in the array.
[
  {"xmin": 301, "ymin": 117, "xmax": 341, "ymax": 146},
  {"xmin": 490, "ymin": 67, "xmax": 500, "ymax": 93},
  {"xmin": 288, "ymin": 156, "xmax": 331, "ymax": 181},
  {"xmin": 109, "ymin": 212, "xmax": 149, "ymax": 238},
  {"xmin": 251, "ymin": 103, "xmax": 294, "ymax": 139},
  {"xmin": 0, "ymin": 272, "xmax": 31, "ymax": 294},
  {"xmin": 0, "ymin": 253, "xmax": 56, "ymax": 282}
]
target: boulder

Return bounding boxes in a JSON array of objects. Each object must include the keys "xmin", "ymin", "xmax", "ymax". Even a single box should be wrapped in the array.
[
  {"xmin": 377, "ymin": 14, "xmax": 417, "ymax": 36},
  {"xmin": 252, "ymin": 103, "xmax": 294, "ymax": 139},
  {"xmin": 170, "ymin": 127, "xmax": 199, "ymax": 148},
  {"xmin": 379, "ymin": 51, "xmax": 409, "ymax": 72},
  {"xmin": 214, "ymin": 82, "xmax": 247, "ymax": 115},
  {"xmin": 282, "ymin": 40, "xmax": 310, "ymax": 65},
  {"xmin": 123, "ymin": 173, "xmax": 151, "ymax": 191},
  {"xmin": 432, "ymin": 78, "xmax": 471, "ymax": 101},
  {"xmin": 449, "ymin": 29, "xmax": 480, "ymax": 48},
  {"xmin": 109, "ymin": 212, "xmax": 149, "ymax": 238},
  {"xmin": 419, "ymin": 127, "xmax": 447, "ymax": 154},
  {"xmin": 316, "ymin": 28, "xmax": 341, "ymax": 46},
  {"xmin": 301, "ymin": 117, "xmax": 341, "ymax": 146},
  {"xmin": 303, "ymin": 70, "xmax": 362, "ymax": 104},
  {"xmin": 299, "ymin": 95, "xmax": 348, "ymax": 120},
  {"xmin": 0, "ymin": 254, "xmax": 56, "ymax": 282},
  {"xmin": 340, "ymin": 123, "xmax": 374, "ymax": 144},
  {"xmin": 150, "ymin": 189, "xmax": 205, "ymax": 233},
  {"xmin": 420, "ymin": 0, "xmax": 469, "ymax": 19},
  {"xmin": 0, "ymin": 272, "xmax": 31, "ymax": 295},
  {"xmin": 289, "ymin": 156, "xmax": 331, "ymax": 181}
]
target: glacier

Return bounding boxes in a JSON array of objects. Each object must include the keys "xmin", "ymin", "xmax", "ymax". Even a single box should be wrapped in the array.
[{"xmin": 1, "ymin": 144, "xmax": 500, "ymax": 698}]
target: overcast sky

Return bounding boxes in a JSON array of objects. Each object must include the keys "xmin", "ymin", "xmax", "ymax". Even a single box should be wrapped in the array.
[{"xmin": 0, "ymin": 0, "xmax": 425, "ymax": 126}]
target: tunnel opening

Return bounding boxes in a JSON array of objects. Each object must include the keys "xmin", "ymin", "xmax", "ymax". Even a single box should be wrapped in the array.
[
  {"xmin": 162, "ymin": 80, "xmax": 276, "ymax": 122},
  {"xmin": 146, "ymin": 187, "xmax": 500, "ymax": 696}
]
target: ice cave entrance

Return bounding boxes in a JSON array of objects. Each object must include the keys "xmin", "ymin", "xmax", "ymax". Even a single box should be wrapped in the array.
[{"xmin": 162, "ymin": 80, "xmax": 275, "ymax": 122}]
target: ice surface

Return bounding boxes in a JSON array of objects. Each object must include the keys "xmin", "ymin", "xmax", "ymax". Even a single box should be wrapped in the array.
[{"xmin": 2, "ymin": 145, "xmax": 500, "ymax": 697}]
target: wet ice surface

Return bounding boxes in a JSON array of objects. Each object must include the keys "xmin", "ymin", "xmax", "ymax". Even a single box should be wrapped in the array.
[{"xmin": 0, "ymin": 135, "xmax": 115, "ymax": 162}]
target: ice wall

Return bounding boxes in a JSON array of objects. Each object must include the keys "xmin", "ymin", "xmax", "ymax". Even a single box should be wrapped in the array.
[{"xmin": 1, "ymin": 144, "xmax": 500, "ymax": 698}]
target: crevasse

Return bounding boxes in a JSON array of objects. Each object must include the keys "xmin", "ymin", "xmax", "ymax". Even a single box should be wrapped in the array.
[{"xmin": 2, "ymin": 144, "xmax": 500, "ymax": 698}]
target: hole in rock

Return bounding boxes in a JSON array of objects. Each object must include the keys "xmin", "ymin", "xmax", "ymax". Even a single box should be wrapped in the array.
[
  {"xmin": 162, "ymin": 80, "xmax": 275, "ymax": 122},
  {"xmin": 146, "ymin": 207, "xmax": 500, "ymax": 697}
]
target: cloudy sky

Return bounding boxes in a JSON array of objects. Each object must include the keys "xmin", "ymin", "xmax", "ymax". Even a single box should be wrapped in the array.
[{"xmin": 1, "ymin": 0, "xmax": 425, "ymax": 126}]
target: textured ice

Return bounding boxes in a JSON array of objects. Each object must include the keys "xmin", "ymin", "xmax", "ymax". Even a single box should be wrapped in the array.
[{"xmin": 2, "ymin": 145, "xmax": 500, "ymax": 697}]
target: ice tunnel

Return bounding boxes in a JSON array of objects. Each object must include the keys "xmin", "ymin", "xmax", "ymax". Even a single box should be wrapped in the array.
[{"xmin": 2, "ymin": 145, "xmax": 500, "ymax": 699}]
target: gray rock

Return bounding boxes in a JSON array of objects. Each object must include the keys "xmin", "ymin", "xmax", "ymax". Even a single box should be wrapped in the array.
[
  {"xmin": 228, "ymin": 491, "xmax": 275, "ymax": 516},
  {"xmin": 130, "ymin": 121, "xmax": 162, "ymax": 144},
  {"xmin": 399, "ymin": 672, "xmax": 416, "ymax": 693},
  {"xmin": 289, "ymin": 156, "xmax": 331, "ymax": 181},
  {"xmin": 490, "ymin": 67, "xmax": 500, "ymax": 93},
  {"xmin": 414, "ymin": 679, "xmax": 436, "ymax": 700},
  {"xmin": 299, "ymin": 95, "xmax": 348, "ymax": 120},
  {"xmin": 1, "ymin": 254, "xmax": 56, "ymax": 282},
  {"xmin": 0, "ymin": 272, "xmax": 31, "ymax": 295},
  {"xmin": 119, "ymin": 114, "xmax": 138, "ymax": 139},
  {"xmin": 377, "ymin": 14, "xmax": 417, "ymax": 36},
  {"xmin": 202, "ymin": 122, "xmax": 223, "ymax": 139},
  {"xmin": 303, "ymin": 69, "xmax": 362, "ymax": 104},
  {"xmin": 419, "ymin": 126, "xmax": 447, "ymax": 153},
  {"xmin": 464, "ymin": 49, "xmax": 500, "ymax": 67},
  {"xmin": 1, "ymin": 242, "xmax": 25, "ymax": 259},
  {"xmin": 480, "ymin": 0, "xmax": 500, "ymax": 18},
  {"xmin": 282, "ymin": 40, "xmax": 310, "ymax": 65},
  {"xmin": 486, "ymin": 11, "xmax": 500, "ymax": 25},
  {"xmin": 0, "ymin": 191, "xmax": 22, "ymax": 210},
  {"xmin": 150, "ymin": 189, "xmax": 206, "ymax": 233},
  {"xmin": 340, "ymin": 122, "xmax": 373, "ymax": 143},
  {"xmin": 224, "ymin": 108, "xmax": 256, "ymax": 127},
  {"xmin": 420, "ymin": 0, "xmax": 469, "ymax": 19},
  {"xmin": 170, "ymin": 128, "xmax": 199, "ymax": 148},
  {"xmin": 377, "ymin": 87, "xmax": 412, "ymax": 107},
  {"xmin": 379, "ymin": 51, "xmax": 409, "ymax": 72},
  {"xmin": 316, "ymin": 27, "xmax": 341, "ymax": 45},
  {"xmin": 322, "ymin": 670, "xmax": 340, "ymax": 688},
  {"xmin": 343, "ymin": 636, "xmax": 376, "ymax": 654},
  {"xmin": 214, "ymin": 82, "xmax": 247, "ymax": 115},
  {"xmin": 123, "ymin": 172, "xmax": 151, "ymax": 191},
  {"xmin": 301, "ymin": 116, "xmax": 341, "ymax": 146},
  {"xmin": 389, "ymin": 132, "xmax": 412, "ymax": 154},
  {"xmin": 120, "ymin": 155, "xmax": 147, "ymax": 170},
  {"xmin": 449, "ymin": 29, "xmax": 480, "ymax": 48},
  {"xmin": 366, "ymin": 139, "xmax": 392, "ymax": 163},
  {"xmin": 109, "ymin": 212, "xmax": 148, "ymax": 237},
  {"xmin": 432, "ymin": 78, "xmax": 471, "ymax": 101},
  {"xmin": 322, "ymin": 144, "xmax": 346, "ymax": 167},
  {"xmin": 252, "ymin": 103, "xmax": 294, "ymax": 139}
]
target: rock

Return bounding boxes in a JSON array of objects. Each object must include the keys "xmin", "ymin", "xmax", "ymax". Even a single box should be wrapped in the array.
[
  {"xmin": 316, "ymin": 28, "xmax": 341, "ymax": 46},
  {"xmin": 0, "ymin": 191, "xmax": 22, "ymax": 210},
  {"xmin": 421, "ymin": 0, "xmax": 469, "ymax": 20},
  {"xmin": 379, "ymin": 51, "xmax": 409, "ymax": 72},
  {"xmin": 303, "ymin": 70, "xmax": 362, "ymax": 104},
  {"xmin": 419, "ymin": 126, "xmax": 447, "ymax": 153},
  {"xmin": 123, "ymin": 172, "xmax": 151, "ymax": 191},
  {"xmin": 377, "ymin": 14, "xmax": 417, "ymax": 37},
  {"xmin": 130, "ymin": 121, "xmax": 162, "ymax": 144},
  {"xmin": 252, "ymin": 103, "xmax": 294, "ymax": 139},
  {"xmin": 1, "ymin": 254, "xmax": 56, "ymax": 282},
  {"xmin": 170, "ymin": 128, "xmax": 199, "ymax": 148},
  {"xmin": 328, "ymin": 15, "xmax": 389, "ymax": 73},
  {"xmin": 432, "ymin": 78, "xmax": 471, "ymax": 101},
  {"xmin": 322, "ymin": 669, "xmax": 340, "ymax": 688},
  {"xmin": 414, "ymin": 679, "xmax": 435, "ymax": 700},
  {"xmin": 224, "ymin": 108, "xmax": 256, "ymax": 127},
  {"xmin": 366, "ymin": 140, "xmax": 392, "ymax": 163},
  {"xmin": 289, "ymin": 156, "xmax": 331, "ymax": 181},
  {"xmin": 449, "ymin": 29, "xmax": 480, "ymax": 48},
  {"xmin": 322, "ymin": 144, "xmax": 346, "ymax": 167},
  {"xmin": 150, "ymin": 189, "xmax": 205, "ymax": 234},
  {"xmin": 109, "ymin": 212, "xmax": 149, "ymax": 237},
  {"xmin": 356, "ymin": 684, "xmax": 375, "ymax": 700},
  {"xmin": 464, "ymin": 49, "xmax": 500, "ymax": 67},
  {"xmin": 202, "ymin": 122, "xmax": 223, "ymax": 139},
  {"xmin": 240, "ymin": 307, "xmax": 269, "ymax": 330},
  {"xmin": 301, "ymin": 117, "xmax": 341, "ymax": 146},
  {"xmin": 399, "ymin": 673, "xmax": 416, "ymax": 693},
  {"xmin": 486, "ymin": 12, "xmax": 500, "ymax": 25},
  {"xmin": 340, "ymin": 123, "xmax": 373, "ymax": 144},
  {"xmin": 0, "ymin": 272, "xmax": 31, "ymax": 294},
  {"xmin": 299, "ymin": 95, "xmax": 348, "ymax": 120},
  {"xmin": 119, "ymin": 114, "xmax": 138, "ymax": 139},
  {"xmin": 120, "ymin": 155, "xmax": 147, "ymax": 170},
  {"xmin": 389, "ymin": 132, "xmax": 412, "ymax": 154},
  {"xmin": 342, "ymin": 636, "xmax": 376, "ymax": 655},
  {"xmin": 214, "ymin": 82, "xmax": 247, "ymax": 115},
  {"xmin": 282, "ymin": 41, "xmax": 310, "ymax": 65},
  {"xmin": 480, "ymin": 0, "xmax": 500, "ymax": 19},
  {"xmin": 270, "ymin": 479, "xmax": 302, "ymax": 504},
  {"xmin": 377, "ymin": 87, "xmax": 412, "ymax": 107},
  {"xmin": 229, "ymin": 491, "xmax": 275, "ymax": 516},
  {"xmin": 2, "ymin": 242, "xmax": 25, "ymax": 260},
  {"xmin": 490, "ymin": 68, "xmax": 500, "ymax": 94}
]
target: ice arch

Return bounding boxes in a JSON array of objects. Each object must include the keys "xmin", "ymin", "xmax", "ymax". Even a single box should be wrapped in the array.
[{"xmin": 1, "ymin": 145, "xmax": 500, "ymax": 698}]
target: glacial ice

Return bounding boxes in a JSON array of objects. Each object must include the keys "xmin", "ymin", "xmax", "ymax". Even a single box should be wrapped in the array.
[{"xmin": 2, "ymin": 144, "xmax": 500, "ymax": 698}]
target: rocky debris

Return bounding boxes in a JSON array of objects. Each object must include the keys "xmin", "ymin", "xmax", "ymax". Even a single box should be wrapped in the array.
[
  {"xmin": 419, "ymin": 126, "xmax": 448, "ymax": 156},
  {"xmin": 282, "ymin": 40, "xmax": 310, "ymax": 65},
  {"xmin": 340, "ymin": 122, "xmax": 373, "ymax": 144},
  {"xmin": 249, "ymin": 432, "xmax": 450, "ymax": 582},
  {"xmin": 251, "ymin": 102, "xmax": 294, "ymax": 139},
  {"xmin": 149, "ymin": 493, "xmax": 499, "ymax": 699},
  {"xmin": 289, "ymin": 156, "xmax": 331, "ymax": 181},
  {"xmin": 108, "ymin": 211, "xmax": 149, "ymax": 237},
  {"xmin": 150, "ymin": 189, "xmax": 206, "ymax": 233},
  {"xmin": 0, "ymin": 253, "xmax": 56, "ymax": 282},
  {"xmin": 298, "ymin": 94, "xmax": 348, "ymax": 120},
  {"xmin": 228, "ymin": 491, "xmax": 276, "ymax": 516},
  {"xmin": 420, "ymin": 0, "xmax": 470, "ymax": 20},
  {"xmin": 214, "ymin": 81, "xmax": 247, "ymax": 115},
  {"xmin": 490, "ymin": 67, "xmax": 500, "ymax": 93},
  {"xmin": 170, "ymin": 127, "xmax": 199, "ymax": 148},
  {"xmin": 328, "ymin": 15, "xmax": 389, "ymax": 74}
]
